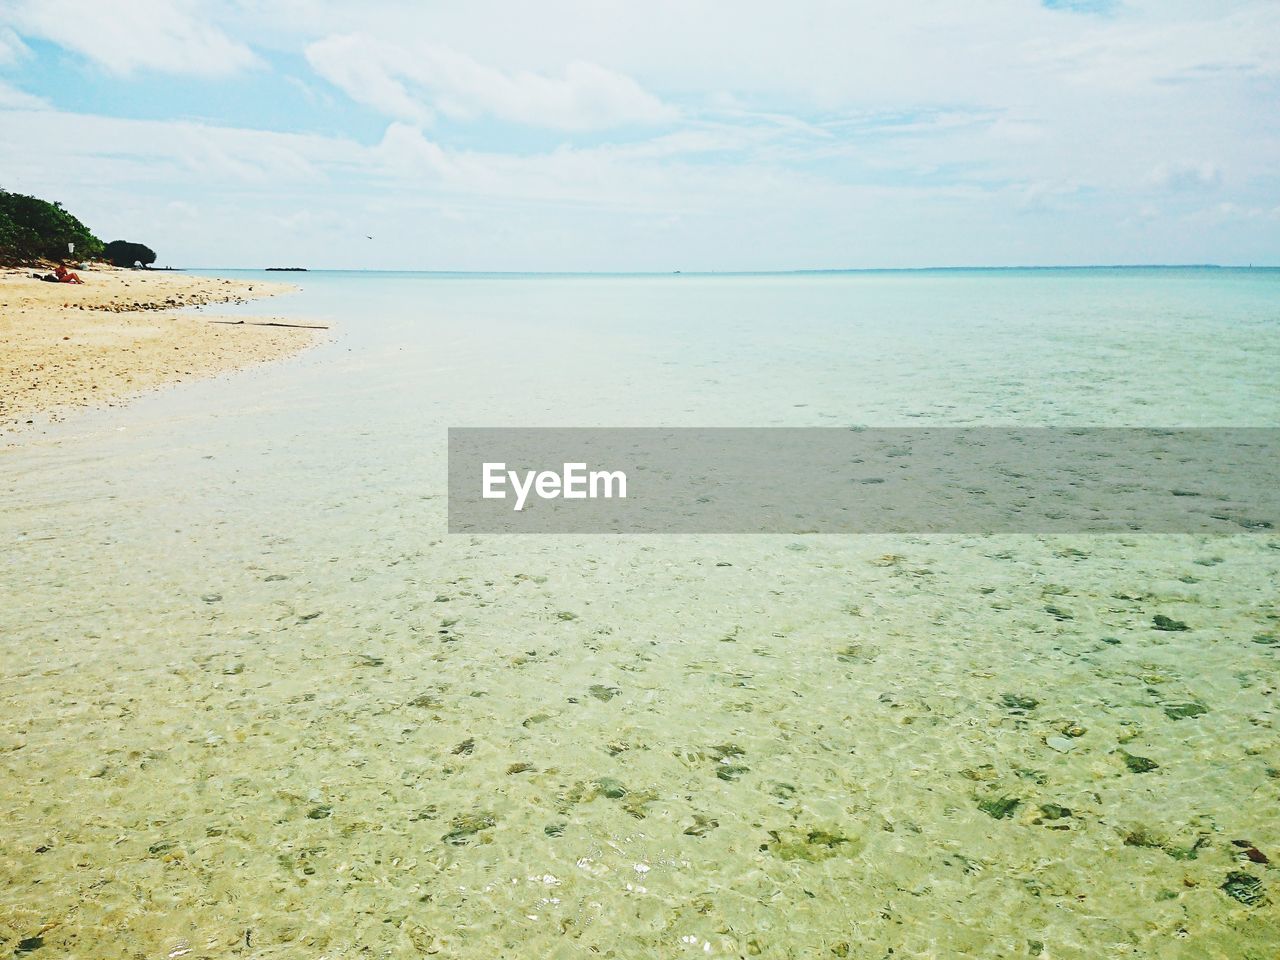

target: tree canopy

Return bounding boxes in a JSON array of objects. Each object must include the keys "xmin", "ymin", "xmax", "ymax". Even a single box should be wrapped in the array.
[
  {"xmin": 0, "ymin": 189, "xmax": 105, "ymax": 265},
  {"xmin": 104, "ymin": 240, "xmax": 158, "ymax": 268}
]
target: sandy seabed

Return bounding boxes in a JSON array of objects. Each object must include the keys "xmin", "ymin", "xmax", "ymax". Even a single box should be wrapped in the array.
[
  {"xmin": 0, "ymin": 267, "xmax": 317, "ymax": 432},
  {"xmin": 1, "ymin": 270, "xmax": 1276, "ymax": 959}
]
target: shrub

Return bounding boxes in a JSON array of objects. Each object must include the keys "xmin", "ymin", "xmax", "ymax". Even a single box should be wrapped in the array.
[
  {"xmin": 0, "ymin": 189, "xmax": 104, "ymax": 264},
  {"xmin": 103, "ymin": 239, "xmax": 158, "ymax": 268}
]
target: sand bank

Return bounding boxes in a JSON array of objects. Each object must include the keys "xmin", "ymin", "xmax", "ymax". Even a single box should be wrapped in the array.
[{"xmin": 0, "ymin": 267, "xmax": 319, "ymax": 431}]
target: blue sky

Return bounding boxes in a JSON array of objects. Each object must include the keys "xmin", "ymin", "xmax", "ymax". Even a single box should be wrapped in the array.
[{"xmin": 0, "ymin": 0, "xmax": 1277, "ymax": 270}]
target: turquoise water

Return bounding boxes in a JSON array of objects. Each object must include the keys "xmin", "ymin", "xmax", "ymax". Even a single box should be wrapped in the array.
[{"xmin": 2, "ymin": 268, "xmax": 1278, "ymax": 958}]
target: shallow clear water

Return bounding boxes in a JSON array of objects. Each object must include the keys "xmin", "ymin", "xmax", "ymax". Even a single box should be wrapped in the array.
[{"xmin": 2, "ymin": 269, "xmax": 1278, "ymax": 958}]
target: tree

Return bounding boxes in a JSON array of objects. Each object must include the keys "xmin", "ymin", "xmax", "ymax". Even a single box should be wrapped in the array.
[
  {"xmin": 103, "ymin": 240, "xmax": 158, "ymax": 268},
  {"xmin": 0, "ymin": 189, "xmax": 104, "ymax": 264}
]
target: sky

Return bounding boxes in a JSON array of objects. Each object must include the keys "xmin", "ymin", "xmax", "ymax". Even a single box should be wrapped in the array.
[{"xmin": 0, "ymin": 0, "xmax": 1277, "ymax": 270}]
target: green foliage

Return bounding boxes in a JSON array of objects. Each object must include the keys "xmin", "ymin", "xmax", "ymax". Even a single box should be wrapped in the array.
[
  {"xmin": 104, "ymin": 239, "xmax": 158, "ymax": 268},
  {"xmin": 0, "ymin": 189, "xmax": 105, "ymax": 265}
]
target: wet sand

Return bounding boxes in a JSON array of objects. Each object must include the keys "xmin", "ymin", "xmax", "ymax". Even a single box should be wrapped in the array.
[{"xmin": 0, "ymin": 268, "xmax": 318, "ymax": 431}]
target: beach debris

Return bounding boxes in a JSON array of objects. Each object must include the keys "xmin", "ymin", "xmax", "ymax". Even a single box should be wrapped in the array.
[
  {"xmin": 1122, "ymin": 829, "xmax": 1162, "ymax": 851},
  {"xmin": 764, "ymin": 826, "xmax": 863, "ymax": 862},
  {"xmin": 1001, "ymin": 693, "xmax": 1039, "ymax": 713},
  {"xmin": 621, "ymin": 789, "xmax": 657, "ymax": 819},
  {"xmin": 1253, "ymin": 633, "xmax": 1277, "ymax": 645},
  {"xmin": 208, "ymin": 319, "xmax": 329, "ymax": 329},
  {"xmin": 561, "ymin": 776, "xmax": 655, "ymax": 818},
  {"xmin": 1113, "ymin": 718, "xmax": 1146, "ymax": 743},
  {"xmin": 1231, "ymin": 840, "xmax": 1270, "ymax": 865},
  {"xmin": 1231, "ymin": 517, "xmax": 1273, "ymax": 530},
  {"xmin": 836, "ymin": 643, "xmax": 878, "ymax": 663},
  {"xmin": 507, "ymin": 762, "xmax": 533, "ymax": 775},
  {"xmin": 684, "ymin": 814, "xmax": 719, "ymax": 837},
  {"xmin": 15, "ymin": 937, "xmax": 44, "ymax": 954},
  {"xmin": 768, "ymin": 781, "xmax": 797, "ymax": 800},
  {"xmin": 1121, "ymin": 751, "xmax": 1159, "ymax": 773},
  {"xmin": 1124, "ymin": 829, "xmax": 1207, "ymax": 860},
  {"xmin": 451, "ymin": 738, "xmax": 475, "ymax": 756},
  {"xmin": 1167, "ymin": 840, "xmax": 1208, "ymax": 861},
  {"xmin": 977, "ymin": 796, "xmax": 1021, "ymax": 820},
  {"xmin": 544, "ymin": 822, "xmax": 565, "ymax": 837},
  {"xmin": 306, "ymin": 804, "xmax": 332, "ymax": 820},
  {"xmin": 594, "ymin": 777, "xmax": 627, "ymax": 799},
  {"xmin": 1045, "ymin": 736, "xmax": 1076, "ymax": 753},
  {"xmin": 554, "ymin": 611, "xmax": 577, "ymax": 621},
  {"xmin": 201, "ymin": 593, "xmax": 222, "ymax": 603},
  {"xmin": 263, "ymin": 574, "xmax": 287, "ymax": 582},
  {"xmin": 707, "ymin": 743, "xmax": 750, "ymax": 780},
  {"xmin": 442, "ymin": 812, "xmax": 496, "ymax": 845},
  {"xmin": 1044, "ymin": 605, "xmax": 1074, "ymax": 621},
  {"xmin": 1220, "ymin": 872, "xmax": 1266, "ymax": 906},
  {"xmin": 1060, "ymin": 722, "xmax": 1087, "ymax": 738},
  {"xmin": 1152, "ymin": 615, "xmax": 1189, "ymax": 632},
  {"xmin": 944, "ymin": 852, "xmax": 983, "ymax": 874},
  {"xmin": 1036, "ymin": 803, "xmax": 1072, "ymax": 822},
  {"xmin": 1162, "ymin": 701, "xmax": 1208, "ymax": 720}
]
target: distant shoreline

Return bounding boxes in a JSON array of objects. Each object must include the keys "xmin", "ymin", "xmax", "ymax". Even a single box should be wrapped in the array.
[{"xmin": 181, "ymin": 263, "xmax": 1279, "ymax": 276}]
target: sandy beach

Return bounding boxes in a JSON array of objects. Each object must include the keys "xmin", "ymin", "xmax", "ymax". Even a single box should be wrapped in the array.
[{"xmin": 0, "ymin": 268, "xmax": 319, "ymax": 431}]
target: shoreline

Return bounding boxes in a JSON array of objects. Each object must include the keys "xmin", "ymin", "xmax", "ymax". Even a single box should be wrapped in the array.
[{"xmin": 0, "ymin": 267, "xmax": 321, "ymax": 433}]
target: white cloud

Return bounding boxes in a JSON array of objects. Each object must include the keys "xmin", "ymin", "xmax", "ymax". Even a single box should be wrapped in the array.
[
  {"xmin": 306, "ymin": 34, "xmax": 676, "ymax": 131},
  {"xmin": 1146, "ymin": 161, "xmax": 1222, "ymax": 191},
  {"xmin": 303, "ymin": 35, "xmax": 429, "ymax": 123},
  {"xmin": 1, "ymin": 0, "xmax": 257, "ymax": 76},
  {"xmin": 0, "ymin": 26, "xmax": 30, "ymax": 65},
  {"xmin": 0, "ymin": 80, "xmax": 46, "ymax": 109},
  {"xmin": 375, "ymin": 122, "xmax": 454, "ymax": 176}
]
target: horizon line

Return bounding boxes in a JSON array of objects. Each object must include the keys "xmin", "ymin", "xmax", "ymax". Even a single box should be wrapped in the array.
[{"xmin": 177, "ymin": 263, "xmax": 1280, "ymax": 275}]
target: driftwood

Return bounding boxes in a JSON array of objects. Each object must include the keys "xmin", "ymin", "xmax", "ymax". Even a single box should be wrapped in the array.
[{"xmin": 208, "ymin": 319, "xmax": 329, "ymax": 329}]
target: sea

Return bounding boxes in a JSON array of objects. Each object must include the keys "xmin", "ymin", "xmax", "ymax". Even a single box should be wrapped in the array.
[{"xmin": 2, "ymin": 267, "xmax": 1278, "ymax": 958}]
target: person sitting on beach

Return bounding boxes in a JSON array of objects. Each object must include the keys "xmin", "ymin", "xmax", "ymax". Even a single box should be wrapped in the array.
[{"xmin": 54, "ymin": 263, "xmax": 84, "ymax": 284}]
